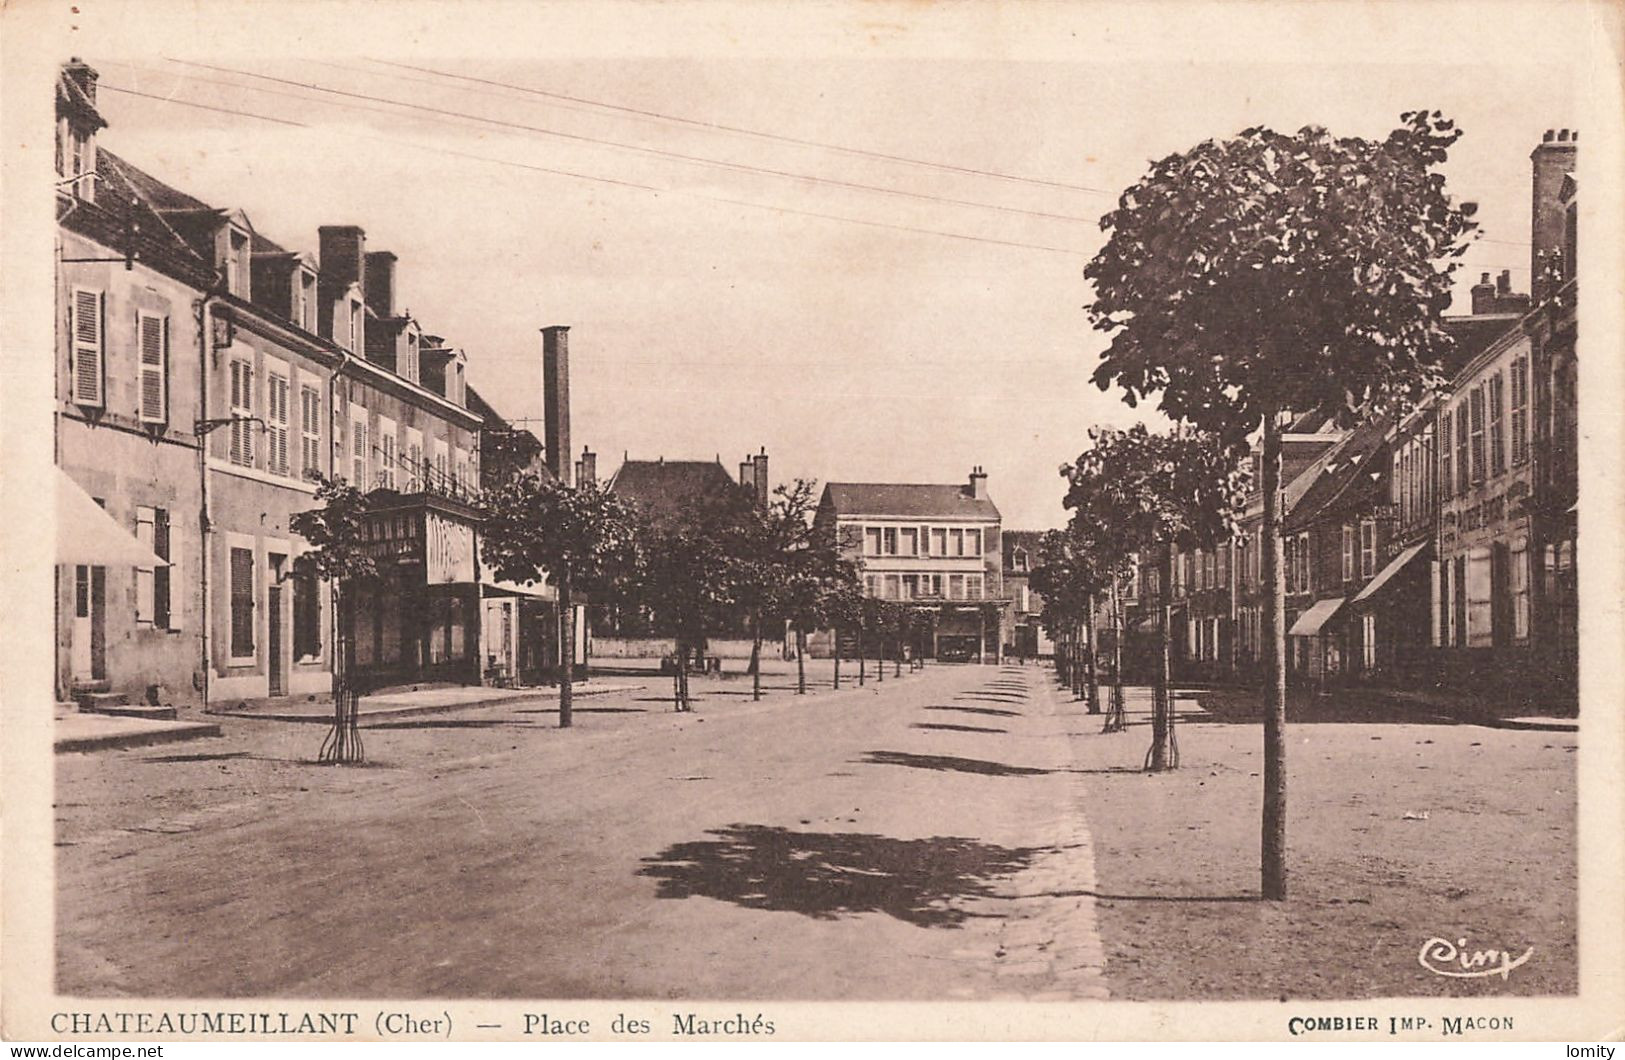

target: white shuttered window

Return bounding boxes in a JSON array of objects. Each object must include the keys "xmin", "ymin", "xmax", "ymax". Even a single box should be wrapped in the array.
[
  {"xmin": 266, "ymin": 365, "xmax": 290, "ymax": 476},
  {"xmin": 70, "ymin": 287, "xmax": 105, "ymax": 406},
  {"xmin": 229, "ymin": 360, "xmax": 254, "ymax": 466},
  {"xmin": 137, "ymin": 312, "xmax": 167, "ymax": 423}
]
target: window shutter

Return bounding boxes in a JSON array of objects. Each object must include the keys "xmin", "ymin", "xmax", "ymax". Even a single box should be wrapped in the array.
[
  {"xmin": 138, "ymin": 313, "xmax": 167, "ymax": 423},
  {"xmin": 166, "ymin": 516, "xmax": 183, "ymax": 631},
  {"xmin": 134, "ymin": 506, "xmax": 155, "ymax": 623},
  {"xmin": 153, "ymin": 507, "xmax": 171, "ymax": 629},
  {"xmin": 71, "ymin": 288, "xmax": 105, "ymax": 406}
]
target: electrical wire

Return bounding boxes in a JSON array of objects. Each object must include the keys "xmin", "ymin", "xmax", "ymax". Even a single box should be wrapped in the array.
[
  {"xmin": 164, "ymin": 58, "xmax": 1096, "ymax": 225},
  {"xmin": 98, "ymin": 83, "xmax": 1090, "ymax": 258}
]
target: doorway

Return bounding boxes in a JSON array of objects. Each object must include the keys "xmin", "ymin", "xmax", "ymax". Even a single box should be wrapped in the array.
[
  {"xmin": 268, "ymin": 584, "xmax": 285, "ymax": 696},
  {"xmin": 71, "ymin": 564, "xmax": 106, "ymax": 683}
]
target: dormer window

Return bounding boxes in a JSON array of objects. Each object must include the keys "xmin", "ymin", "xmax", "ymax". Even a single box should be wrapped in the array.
[
  {"xmin": 402, "ymin": 331, "xmax": 419, "ymax": 384},
  {"xmin": 221, "ymin": 225, "xmax": 251, "ymax": 298},
  {"xmin": 292, "ymin": 268, "xmax": 317, "ymax": 333},
  {"xmin": 1013, "ymin": 548, "xmax": 1029, "ymax": 572},
  {"xmin": 348, "ymin": 297, "xmax": 364, "ymax": 353}
]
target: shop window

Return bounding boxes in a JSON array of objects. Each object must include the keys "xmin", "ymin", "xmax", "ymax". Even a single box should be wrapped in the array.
[{"xmin": 229, "ymin": 546, "xmax": 255, "ymax": 659}]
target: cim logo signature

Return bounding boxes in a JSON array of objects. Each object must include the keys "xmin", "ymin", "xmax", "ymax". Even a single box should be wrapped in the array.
[{"xmin": 1418, "ymin": 936, "xmax": 1534, "ymax": 980}]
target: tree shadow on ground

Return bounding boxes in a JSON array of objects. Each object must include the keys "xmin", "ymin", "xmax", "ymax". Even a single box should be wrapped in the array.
[
  {"xmin": 955, "ymin": 693, "xmax": 1028, "ymax": 704},
  {"xmin": 513, "ymin": 706, "xmax": 649, "ymax": 714},
  {"xmin": 912, "ymin": 722, "xmax": 1007, "ymax": 735},
  {"xmin": 364, "ymin": 719, "xmax": 538, "ymax": 730},
  {"xmin": 138, "ymin": 750, "xmax": 257, "ymax": 764},
  {"xmin": 1006, "ymin": 888, "xmax": 1259, "ymax": 904},
  {"xmin": 637, "ymin": 823, "xmax": 1050, "ymax": 927},
  {"xmin": 860, "ymin": 750, "xmax": 1052, "ymax": 777},
  {"xmin": 924, "ymin": 704, "xmax": 1021, "ymax": 718},
  {"xmin": 1177, "ymin": 687, "xmax": 1469, "ymax": 726}
]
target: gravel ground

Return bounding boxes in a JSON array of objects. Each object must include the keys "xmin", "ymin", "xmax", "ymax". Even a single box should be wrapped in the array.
[{"xmin": 1058, "ymin": 681, "xmax": 1577, "ymax": 999}]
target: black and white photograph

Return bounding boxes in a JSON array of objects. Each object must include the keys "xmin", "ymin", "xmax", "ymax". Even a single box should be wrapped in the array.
[{"xmin": 2, "ymin": 0, "xmax": 1622, "ymax": 1045}]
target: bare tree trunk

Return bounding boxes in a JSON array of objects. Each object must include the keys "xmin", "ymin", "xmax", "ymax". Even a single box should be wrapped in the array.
[
  {"xmin": 1262, "ymin": 410, "xmax": 1288, "ymax": 900},
  {"xmin": 1084, "ymin": 592, "xmax": 1101, "ymax": 714},
  {"xmin": 857, "ymin": 625, "xmax": 865, "ymax": 685},
  {"xmin": 750, "ymin": 610, "xmax": 763, "ymax": 702},
  {"xmin": 796, "ymin": 627, "xmax": 807, "ymax": 694},
  {"xmin": 319, "ymin": 584, "xmax": 365, "ymax": 765},
  {"xmin": 877, "ymin": 625, "xmax": 884, "ymax": 682},
  {"xmin": 1148, "ymin": 541, "xmax": 1175, "ymax": 771},
  {"xmin": 558, "ymin": 572, "xmax": 574, "ymax": 728},
  {"xmin": 833, "ymin": 627, "xmax": 842, "ymax": 689},
  {"xmin": 1104, "ymin": 579, "xmax": 1127, "ymax": 733}
]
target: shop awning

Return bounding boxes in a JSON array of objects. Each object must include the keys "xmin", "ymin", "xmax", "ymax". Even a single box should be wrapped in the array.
[
  {"xmin": 1287, "ymin": 597, "xmax": 1344, "ymax": 637},
  {"xmin": 56, "ymin": 468, "xmax": 165, "ymax": 567},
  {"xmin": 1353, "ymin": 543, "xmax": 1427, "ymax": 604},
  {"xmin": 482, "ymin": 577, "xmax": 555, "ymax": 599}
]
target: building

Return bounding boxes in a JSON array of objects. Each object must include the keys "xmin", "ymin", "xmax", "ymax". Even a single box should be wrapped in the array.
[
  {"xmin": 599, "ymin": 451, "xmax": 768, "ymax": 641},
  {"xmin": 55, "ymin": 60, "xmax": 208, "ymax": 709},
  {"xmin": 814, "ymin": 467, "xmax": 1005, "ymax": 662},
  {"xmin": 52, "ymin": 58, "xmax": 581, "ymax": 708},
  {"xmin": 1001, "ymin": 530, "xmax": 1054, "ymax": 660}
]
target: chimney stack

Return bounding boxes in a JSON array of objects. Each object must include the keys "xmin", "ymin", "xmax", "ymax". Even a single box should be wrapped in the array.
[
  {"xmin": 1531, "ymin": 128, "xmax": 1578, "ymax": 302},
  {"xmin": 969, "ymin": 465, "xmax": 988, "ymax": 501},
  {"xmin": 363, "ymin": 250, "xmax": 397, "ymax": 317},
  {"xmin": 317, "ymin": 225, "xmax": 366, "ymax": 342},
  {"xmin": 541, "ymin": 326, "xmax": 571, "ymax": 485},
  {"xmin": 751, "ymin": 448, "xmax": 769, "ymax": 506},
  {"xmin": 1470, "ymin": 272, "xmax": 1496, "ymax": 315},
  {"xmin": 739, "ymin": 459, "xmax": 753, "ymax": 487},
  {"xmin": 63, "ymin": 58, "xmax": 99, "ymax": 107},
  {"xmin": 575, "ymin": 446, "xmax": 597, "ymax": 487}
]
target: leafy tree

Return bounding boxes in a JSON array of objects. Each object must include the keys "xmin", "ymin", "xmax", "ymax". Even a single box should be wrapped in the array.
[
  {"xmin": 289, "ymin": 476, "xmax": 382, "ymax": 765},
  {"xmin": 822, "ymin": 573, "xmax": 866, "ymax": 691},
  {"xmin": 724, "ymin": 479, "xmax": 821, "ymax": 701},
  {"xmin": 1063, "ymin": 426, "xmax": 1247, "ymax": 768},
  {"xmin": 481, "ymin": 473, "xmax": 641, "ymax": 728},
  {"xmin": 1030, "ymin": 523, "xmax": 1118, "ymax": 717},
  {"xmin": 1086, "ymin": 112, "xmax": 1475, "ymax": 898}
]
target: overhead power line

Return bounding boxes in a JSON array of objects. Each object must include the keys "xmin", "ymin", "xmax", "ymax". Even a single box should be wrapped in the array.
[
  {"xmin": 164, "ymin": 58, "xmax": 1096, "ymax": 226},
  {"xmin": 365, "ymin": 57, "xmax": 1111, "ymax": 196},
  {"xmin": 97, "ymin": 82, "xmax": 1089, "ymax": 258}
]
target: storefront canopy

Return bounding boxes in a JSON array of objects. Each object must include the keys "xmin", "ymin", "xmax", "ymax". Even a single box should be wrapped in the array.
[
  {"xmin": 1353, "ymin": 543, "xmax": 1427, "ymax": 605},
  {"xmin": 1287, "ymin": 596, "xmax": 1345, "ymax": 637},
  {"xmin": 57, "ymin": 468, "xmax": 165, "ymax": 568}
]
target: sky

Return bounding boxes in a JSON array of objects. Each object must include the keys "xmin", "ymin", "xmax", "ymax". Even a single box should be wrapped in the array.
[{"xmin": 62, "ymin": 6, "xmax": 1583, "ymax": 531}]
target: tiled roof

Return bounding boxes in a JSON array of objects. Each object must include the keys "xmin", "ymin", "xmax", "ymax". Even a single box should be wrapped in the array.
[
  {"xmin": 821, "ymin": 482, "xmax": 1000, "ymax": 520},
  {"xmin": 1285, "ymin": 417, "xmax": 1392, "ymax": 531},
  {"xmin": 1443, "ymin": 313, "xmax": 1522, "ymax": 376},
  {"xmin": 59, "ymin": 149, "xmax": 216, "ymax": 287},
  {"xmin": 608, "ymin": 459, "xmax": 751, "ymax": 527}
]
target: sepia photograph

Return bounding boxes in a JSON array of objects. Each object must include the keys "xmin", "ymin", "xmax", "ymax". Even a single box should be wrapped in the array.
[{"xmin": 2, "ymin": 0, "xmax": 1622, "ymax": 1044}]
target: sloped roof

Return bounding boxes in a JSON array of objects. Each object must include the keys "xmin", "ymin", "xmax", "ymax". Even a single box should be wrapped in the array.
[
  {"xmin": 59, "ymin": 149, "xmax": 217, "ymax": 287},
  {"xmin": 608, "ymin": 459, "xmax": 750, "ymax": 527},
  {"xmin": 1443, "ymin": 313, "xmax": 1522, "ymax": 376},
  {"xmin": 1002, "ymin": 529, "xmax": 1045, "ymax": 571},
  {"xmin": 821, "ymin": 482, "xmax": 1000, "ymax": 520},
  {"xmin": 1286, "ymin": 417, "xmax": 1392, "ymax": 531}
]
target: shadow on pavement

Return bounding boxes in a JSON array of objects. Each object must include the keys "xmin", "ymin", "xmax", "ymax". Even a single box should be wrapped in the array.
[
  {"xmin": 638, "ymin": 823, "xmax": 1050, "ymax": 927},
  {"xmin": 364, "ymin": 719, "xmax": 538, "ymax": 730},
  {"xmin": 1178, "ymin": 688, "xmax": 1469, "ymax": 726},
  {"xmin": 923, "ymin": 705, "xmax": 1021, "ymax": 718},
  {"xmin": 514, "ymin": 707, "xmax": 649, "ymax": 715},
  {"xmin": 860, "ymin": 750, "xmax": 1051, "ymax": 777},
  {"xmin": 911, "ymin": 723, "xmax": 1008, "ymax": 735},
  {"xmin": 955, "ymin": 693, "xmax": 1029, "ymax": 704}
]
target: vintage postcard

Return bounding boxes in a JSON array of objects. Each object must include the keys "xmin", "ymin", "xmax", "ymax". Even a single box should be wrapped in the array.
[{"xmin": 2, "ymin": 0, "xmax": 1622, "ymax": 1044}]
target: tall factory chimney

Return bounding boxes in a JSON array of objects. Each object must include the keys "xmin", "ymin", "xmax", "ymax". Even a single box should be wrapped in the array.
[{"xmin": 541, "ymin": 326, "xmax": 571, "ymax": 485}]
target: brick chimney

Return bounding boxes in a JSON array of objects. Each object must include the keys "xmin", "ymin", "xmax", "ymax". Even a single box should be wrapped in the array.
[
  {"xmin": 363, "ymin": 250, "xmax": 396, "ymax": 317},
  {"xmin": 575, "ymin": 446, "xmax": 597, "ymax": 487},
  {"xmin": 317, "ymin": 225, "xmax": 365, "ymax": 343},
  {"xmin": 968, "ymin": 465, "xmax": 988, "ymax": 501},
  {"xmin": 1469, "ymin": 272, "xmax": 1496, "ymax": 315},
  {"xmin": 1531, "ymin": 128, "xmax": 1578, "ymax": 302},
  {"xmin": 739, "ymin": 459, "xmax": 753, "ymax": 488},
  {"xmin": 751, "ymin": 448, "xmax": 769, "ymax": 506},
  {"xmin": 541, "ymin": 326, "xmax": 571, "ymax": 485}
]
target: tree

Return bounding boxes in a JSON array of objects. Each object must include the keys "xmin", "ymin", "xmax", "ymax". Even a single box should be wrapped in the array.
[
  {"xmin": 780, "ymin": 521, "xmax": 860, "ymax": 694},
  {"xmin": 823, "ymin": 572, "xmax": 866, "ymax": 691},
  {"xmin": 481, "ymin": 472, "xmax": 640, "ymax": 728},
  {"xmin": 289, "ymin": 477, "xmax": 381, "ymax": 765},
  {"xmin": 1030, "ymin": 525, "xmax": 1114, "ymax": 716},
  {"xmin": 724, "ymin": 479, "xmax": 821, "ymax": 702},
  {"xmin": 1086, "ymin": 112, "xmax": 1476, "ymax": 898},
  {"xmin": 1064, "ymin": 426, "xmax": 1246, "ymax": 770}
]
